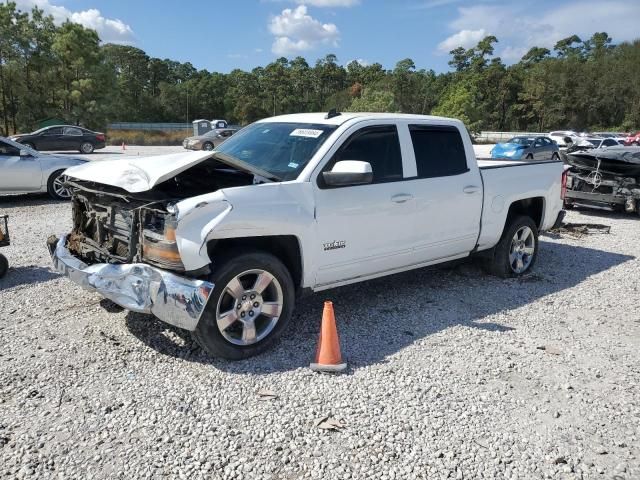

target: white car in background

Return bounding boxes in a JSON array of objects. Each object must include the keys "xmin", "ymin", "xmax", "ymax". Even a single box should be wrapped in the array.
[
  {"xmin": 0, "ymin": 136, "xmax": 87, "ymax": 199},
  {"xmin": 549, "ymin": 131, "xmax": 578, "ymax": 147}
]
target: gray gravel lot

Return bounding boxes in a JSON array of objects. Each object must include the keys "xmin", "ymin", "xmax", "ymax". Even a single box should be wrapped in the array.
[{"xmin": 1, "ymin": 187, "xmax": 639, "ymax": 478}]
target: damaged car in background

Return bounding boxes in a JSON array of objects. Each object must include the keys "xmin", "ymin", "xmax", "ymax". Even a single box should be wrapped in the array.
[
  {"xmin": 48, "ymin": 113, "xmax": 565, "ymax": 360},
  {"xmin": 562, "ymin": 146, "xmax": 640, "ymax": 215}
]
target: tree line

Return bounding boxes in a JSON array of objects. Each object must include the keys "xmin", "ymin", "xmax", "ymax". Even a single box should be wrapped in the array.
[{"xmin": 1, "ymin": 2, "xmax": 639, "ymax": 136}]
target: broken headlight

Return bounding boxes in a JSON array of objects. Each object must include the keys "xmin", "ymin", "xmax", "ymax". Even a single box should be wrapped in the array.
[{"xmin": 141, "ymin": 211, "xmax": 184, "ymax": 271}]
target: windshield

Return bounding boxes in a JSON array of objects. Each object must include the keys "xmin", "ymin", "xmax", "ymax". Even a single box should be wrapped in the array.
[
  {"xmin": 507, "ymin": 137, "xmax": 533, "ymax": 146},
  {"xmin": 214, "ymin": 122, "xmax": 337, "ymax": 181}
]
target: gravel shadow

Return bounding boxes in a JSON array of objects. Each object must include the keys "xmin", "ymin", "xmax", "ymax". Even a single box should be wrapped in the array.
[
  {"xmin": 0, "ymin": 265, "xmax": 61, "ymax": 290},
  {"xmin": 124, "ymin": 240, "xmax": 634, "ymax": 373}
]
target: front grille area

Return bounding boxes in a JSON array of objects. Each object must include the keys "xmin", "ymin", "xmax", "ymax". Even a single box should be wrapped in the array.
[{"xmin": 69, "ymin": 194, "xmax": 139, "ymax": 264}]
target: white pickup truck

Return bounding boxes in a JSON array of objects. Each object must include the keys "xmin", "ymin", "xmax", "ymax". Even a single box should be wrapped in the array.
[{"xmin": 48, "ymin": 113, "xmax": 566, "ymax": 359}]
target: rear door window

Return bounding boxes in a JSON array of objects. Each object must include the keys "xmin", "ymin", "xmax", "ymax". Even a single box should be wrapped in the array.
[
  {"xmin": 409, "ymin": 125, "xmax": 468, "ymax": 178},
  {"xmin": 63, "ymin": 127, "xmax": 83, "ymax": 136},
  {"xmin": 44, "ymin": 127, "xmax": 63, "ymax": 135}
]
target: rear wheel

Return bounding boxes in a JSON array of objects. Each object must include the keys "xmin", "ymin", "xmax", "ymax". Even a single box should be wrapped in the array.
[
  {"xmin": 551, "ymin": 152, "xmax": 560, "ymax": 161},
  {"xmin": 47, "ymin": 169, "xmax": 71, "ymax": 200},
  {"xmin": 192, "ymin": 251, "xmax": 295, "ymax": 360},
  {"xmin": 202, "ymin": 142, "xmax": 214, "ymax": 151},
  {"xmin": 526, "ymin": 154, "xmax": 534, "ymax": 160},
  {"xmin": 80, "ymin": 142, "xmax": 94, "ymax": 154},
  {"xmin": 484, "ymin": 215, "xmax": 539, "ymax": 278}
]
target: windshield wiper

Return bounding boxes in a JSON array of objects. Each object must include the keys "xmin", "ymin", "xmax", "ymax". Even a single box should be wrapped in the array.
[{"xmin": 211, "ymin": 152, "xmax": 282, "ymax": 182}]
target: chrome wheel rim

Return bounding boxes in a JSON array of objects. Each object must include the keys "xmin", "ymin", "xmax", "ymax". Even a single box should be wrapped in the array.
[
  {"xmin": 509, "ymin": 226, "xmax": 535, "ymax": 273},
  {"xmin": 81, "ymin": 143, "xmax": 93, "ymax": 153},
  {"xmin": 216, "ymin": 269, "xmax": 283, "ymax": 346},
  {"xmin": 52, "ymin": 174, "xmax": 71, "ymax": 199},
  {"xmin": 203, "ymin": 143, "xmax": 213, "ymax": 151}
]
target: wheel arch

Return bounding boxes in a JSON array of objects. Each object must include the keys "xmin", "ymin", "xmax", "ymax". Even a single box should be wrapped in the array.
[
  {"xmin": 206, "ymin": 235, "xmax": 304, "ymax": 292},
  {"xmin": 504, "ymin": 197, "xmax": 545, "ymax": 232}
]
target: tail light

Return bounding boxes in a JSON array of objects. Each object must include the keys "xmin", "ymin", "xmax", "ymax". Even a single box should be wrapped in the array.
[
  {"xmin": 96, "ymin": 133, "xmax": 106, "ymax": 142},
  {"xmin": 561, "ymin": 169, "xmax": 568, "ymax": 200}
]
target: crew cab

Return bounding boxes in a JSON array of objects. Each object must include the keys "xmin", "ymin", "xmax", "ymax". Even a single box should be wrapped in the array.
[{"xmin": 48, "ymin": 113, "xmax": 565, "ymax": 359}]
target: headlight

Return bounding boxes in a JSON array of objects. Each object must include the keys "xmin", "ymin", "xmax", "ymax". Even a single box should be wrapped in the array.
[
  {"xmin": 141, "ymin": 212, "xmax": 184, "ymax": 271},
  {"xmin": 166, "ymin": 202, "xmax": 179, "ymax": 216}
]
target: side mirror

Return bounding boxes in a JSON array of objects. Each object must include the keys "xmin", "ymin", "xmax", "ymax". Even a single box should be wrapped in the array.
[{"xmin": 323, "ymin": 160, "xmax": 373, "ymax": 187}]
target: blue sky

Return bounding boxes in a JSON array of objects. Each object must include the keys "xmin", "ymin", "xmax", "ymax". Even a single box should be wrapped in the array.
[{"xmin": 13, "ymin": 0, "xmax": 640, "ymax": 73}]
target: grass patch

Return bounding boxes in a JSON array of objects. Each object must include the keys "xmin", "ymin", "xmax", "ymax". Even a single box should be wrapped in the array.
[{"xmin": 106, "ymin": 129, "xmax": 190, "ymax": 146}]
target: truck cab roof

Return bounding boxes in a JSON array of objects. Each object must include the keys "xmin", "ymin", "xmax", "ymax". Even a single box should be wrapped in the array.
[{"xmin": 257, "ymin": 112, "xmax": 465, "ymax": 127}]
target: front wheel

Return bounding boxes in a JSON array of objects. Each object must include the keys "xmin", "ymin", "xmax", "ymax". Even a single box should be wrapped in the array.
[
  {"xmin": 23, "ymin": 142, "xmax": 36, "ymax": 150},
  {"xmin": 484, "ymin": 215, "xmax": 539, "ymax": 278},
  {"xmin": 551, "ymin": 152, "xmax": 560, "ymax": 161},
  {"xmin": 47, "ymin": 169, "xmax": 72, "ymax": 200},
  {"xmin": 192, "ymin": 251, "xmax": 295, "ymax": 359},
  {"xmin": 202, "ymin": 142, "xmax": 214, "ymax": 151}
]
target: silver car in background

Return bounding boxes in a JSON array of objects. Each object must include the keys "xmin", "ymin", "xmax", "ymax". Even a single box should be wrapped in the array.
[
  {"xmin": 183, "ymin": 128, "xmax": 238, "ymax": 151},
  {"xmin": 0, "ymin": 136, "xmax": 87, "ymax": 199}
]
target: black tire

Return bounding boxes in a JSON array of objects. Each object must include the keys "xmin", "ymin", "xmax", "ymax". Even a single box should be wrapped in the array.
[
  {"xmin": 0, "ymin": 253, "xmax": 8, "ymax": 278},
  {"xmin": 192, "ymin": 251, "xmax": 296, "ymax": 360},
  {"xmin": 484, "ymin": 215, "xmax": 539, "ymax": 278},
  {"xmin": 551, "ymin": 152, "xmax": 560, "ymax": 161},
  {"xmin": 202, "ymin": 142, "xmax": 214, "ymax": 151},
  {"xmin": 79, "ymin": 142, "xmax": 94, "ymax": 154},
  {"xmin": 47, "ymin": 169, "xmax": 71, "ymax": 200},
  {"xmin": 23, "ymin": 142, "xmax": 36, "ymax": 150},
  {"xmin": 526, "ymin": 154, "xmax": 534, "ymax": 160}
]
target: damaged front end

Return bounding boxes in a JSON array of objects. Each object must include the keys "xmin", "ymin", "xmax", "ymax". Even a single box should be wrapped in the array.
[
  {"xmin": 48, "ymin": 180, "xmax": 215, "ymax": 330},
  {"xmin": 47, "ymin": 152, "xmax": 262, "ymax": 330},
  {"xmin": 67, "ymin": 183, "xmax": 186, "ymax": 272}
]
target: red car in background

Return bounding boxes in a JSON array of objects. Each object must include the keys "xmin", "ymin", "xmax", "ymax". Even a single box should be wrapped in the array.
[{"xmin": 624, "ymin": 132, "xmax": 640, "ymax": 146}]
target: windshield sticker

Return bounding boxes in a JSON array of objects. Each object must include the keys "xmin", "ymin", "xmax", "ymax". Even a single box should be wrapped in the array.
[
  {"xmin": 288, "ymin": 162, "xmax": 299, "ymax": 168},
  {"xmin": 290, "ymin": 128, "xmax": 323, "ymax": 138}
]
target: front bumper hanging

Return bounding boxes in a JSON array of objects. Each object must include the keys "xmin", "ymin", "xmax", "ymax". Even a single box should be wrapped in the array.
[{"xmin": 47, "ymin": 235, "xmax": 214, "ymax": 331}]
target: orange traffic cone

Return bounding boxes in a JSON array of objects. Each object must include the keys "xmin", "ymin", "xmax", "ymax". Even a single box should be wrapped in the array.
[
  {"xmin": 310, "ymin": 301, "xmax": 347, "ymax": 373},
  {"xmin": 121, "ymin": 141, "xmax": 126, "ymax": 151}
]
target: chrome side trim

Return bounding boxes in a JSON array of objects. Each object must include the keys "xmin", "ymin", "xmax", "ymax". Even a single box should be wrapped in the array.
[{"xmin": 49, "ymin": 235, "xmax": 213, "ymax": 331}]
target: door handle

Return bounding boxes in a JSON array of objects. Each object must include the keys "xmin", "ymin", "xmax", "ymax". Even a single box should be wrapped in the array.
[
  {"xmin": 463, "ymin": 186, "xmax": 480, "ymax": 194},
  {"xmin": 391, "ymin": 193, "xmax": 413, "ymax": 203}
]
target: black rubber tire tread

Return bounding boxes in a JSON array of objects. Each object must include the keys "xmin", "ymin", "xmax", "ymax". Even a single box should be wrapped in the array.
[
  {"xmin": 484, "ymin": 215, "xmax": 539, "ymax": 278},
  {"xmin": 192, "ymin": 250, "xmax": 295, "ymax": 360},
  {"xmin": 0, "ymin": 253, "xmax": 8, "ymax": 278},
  {"xmin": 46, "ymin": 169, "xmax": 69, "ymax": 200}
]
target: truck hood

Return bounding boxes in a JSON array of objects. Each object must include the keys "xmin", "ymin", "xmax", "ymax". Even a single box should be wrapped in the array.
[
  {"xmin": 64, "ymin": 150, "xmax": 278, "ymax": 193},
  {"xmin": 64, "ymin": 151, "xmax": 215, "ymax": 193}
]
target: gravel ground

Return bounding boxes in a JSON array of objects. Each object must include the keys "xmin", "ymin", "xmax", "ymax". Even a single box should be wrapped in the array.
[{"xmin": 1, "ymin": 195, "xmax": 639, "ymax": 479}]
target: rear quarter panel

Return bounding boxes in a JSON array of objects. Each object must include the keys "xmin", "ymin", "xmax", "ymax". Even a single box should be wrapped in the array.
[{"xmin": 477, "ymin": 161, "xmax": 563, "ymax": 250}]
